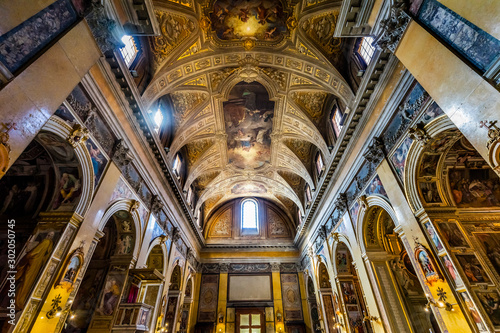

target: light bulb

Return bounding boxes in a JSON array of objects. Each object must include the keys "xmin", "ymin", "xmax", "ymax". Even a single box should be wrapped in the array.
[
  {"xmin": 438, "ymin": 301, "xmax": 444, "ymax": 308},
  {"xmin": 70, "ymin": 315, "xmax": 75, "ymax": 319},
  {"xmin": 56, "ymin": 312, "xmax": 61, "ymax": 317}
]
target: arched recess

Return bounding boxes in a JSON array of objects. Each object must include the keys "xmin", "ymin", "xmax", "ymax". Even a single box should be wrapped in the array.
[
  {"xmin": 360, "ymin": 204, "xmax": 441, "ymax": 333},
  {"xmin": 403, "ymin": 117, "xmax": 500, "ymax": 332},
  {"xmin": 139, "ymin": 242, "xmax": 168, "ymax": 333},
  {"xmin": 0, "ymin": 118, "xmax": 95, "ymax": 329},
  {"xmin": 203, "ymin": 197, "xmax": 295, "ymax": 244},
  {"xmin": 306, "ymin": 273, "xmax": 322, "ymax": 333},
  {"xmin": 98, "ymin": 199, "xmax": 144, "ymax": 261},
  {"xmin": 162, "ymin": 263, "xmax": 183, "ymax": 332},
  {"xmin": 404, "ymin": 115, "xmax": 458, "ymax": 213},
  {"xmin": 316, "ymin": 261, "xmax": 339, "ymax": 333},
  {"xmin": 62, "ymin": 208, "xmax": 139, "ymax": 333},
  {"xmin": 333, "ymin": 242, "xmax": 372, "ymax": 333},
  {"xmin": 178, "ymin": 275, "xmax": 195, "ymax": 333}
]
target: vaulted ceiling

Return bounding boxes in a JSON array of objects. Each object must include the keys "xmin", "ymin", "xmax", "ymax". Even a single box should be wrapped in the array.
[{"xmin": 142, "ymin": 0, "xmax": 355, "ymax": 231}]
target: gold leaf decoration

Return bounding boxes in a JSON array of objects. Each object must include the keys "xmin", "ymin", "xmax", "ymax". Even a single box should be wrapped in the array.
[
  {"xmin": 300, "ymin": 11, "xmax": 343, "ymax": 54},
  {"xmin": 204, "ymin": 194, "xmax": 224, "ymax": 219},
  {"xmin": 151, "ymin": 11, "xmax": 196, "ymax": 67},
  {"xmin": 290, "ymin": 91, "xmax": 328, "ymax": 123},
  {"xmin": 283, "ymin": 138, "xmax": 312, "ymax": 171},
  {"xmin": 278, "ymin": 171, "xmax": 303, "ymax": 197},
  {"xmin": 186, "ymin": 139, "xmax": 214, "ymax": 168},
  {"xmin": 171, "ymin": 92, "xmax": 208, "ymax": 125},
  {"xmin": 194, "ymin": 171, "xmax": 220, "ymax": 192},
  {"xmin": 276, "ymin": 195, "xmax": 296, "ymax": 214}
]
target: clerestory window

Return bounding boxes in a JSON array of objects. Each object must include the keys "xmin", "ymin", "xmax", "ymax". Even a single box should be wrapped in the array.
[
  {"xmin": 120, "ymin": 35, "xmax": 138, "ymax": 67},
  {"xmin": 241, "ymin": 199, "xmax": 258, "ymax": 233},
  {"xmin": 358, "ymin": 36, "xmax": 375, "ymax": 65}
]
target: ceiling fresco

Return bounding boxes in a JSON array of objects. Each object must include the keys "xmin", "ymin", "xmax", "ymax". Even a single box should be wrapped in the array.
[
  {"xmin": 142, "ymin": 0, "xmax": 356, "ymax": 237},
  {"xmin": 224, "ymin": 82, "xmax": 274, "ymax": 170},
  {"xmin": 210, "ymin": 0, "xmax": 288, "ymax": 42}
]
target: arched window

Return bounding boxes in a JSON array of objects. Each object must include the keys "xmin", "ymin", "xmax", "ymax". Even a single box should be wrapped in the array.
[
  {"xmin": 186, "ymin": 185, "xmax": 194, "ymax": 207},
  {"xmin": 173, "ymin": 153, "xmax": 182, "ymax": 178},
  {"xmin": 358, "ymin": 36, "xmax": 375, "ymax": 65},
  {"xmin": 298, "ymin": 208, "xmax": 303, "ymax": 225},
  {"xmin": 330, "ymin": 103, "xmax": 344, "ymax": 138},
  {"xmin": 305, "ymin": 184, "xmax": 312, "ymax": 207},
  {"xmin": 241, "ymin": 199, "xmax": 258, "ymax": 232},
  {"xmin": 315, "ymin": 152, "xmax": 324, "ymax": 178},
  {"xmin": 153, "ymin": 107, "xmax": 163, "ymax": 134},
  {"xmin": 120, "ymin": 35, "xmax": 138, "ymax": 67}
]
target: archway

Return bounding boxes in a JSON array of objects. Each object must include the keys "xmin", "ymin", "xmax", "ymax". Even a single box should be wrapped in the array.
[
  {"xmin": 405, "ymin": 126, "xmax": 500, "ymax": 331},
  {"xmin": 179, "ymin": 276, "xmax": 194, "ymax": 333},
  {"xmin": 334, "ymin": 243, "xmax": 372, "ymax": 333},
  {"xmin": 163, "ymin": 264, "xmax": 183, "ymax": 333},
  {"xmin": 361, "ymin": 206, "xmax": 440, "ymax": 333},
  {"xmin": 62, "ymin": 210, "xmax": 137, "ymax": 333},
  {"xmin": 136, "ymin": 243, "xmax": 167, "ymax": 332},
  {"xmin": 316, "ymin": 262, "xmax": 339, "ymax": 333},
  {"xmin": 0, "ymin": 127, "xmax": 91, "ymax": 330},
  {"xmin": 306, "ymin": 274, "xmax": 322, "ymax": 333}
]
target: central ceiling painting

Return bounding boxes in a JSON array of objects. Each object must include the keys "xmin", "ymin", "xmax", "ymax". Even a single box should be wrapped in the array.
[
  {"xmin": 210, "ymin": 0, "xmax": 287, "ymax": 41},
  {"xmin": 224, "ymin": 82, "xmax": 274, "ymax": 169}
]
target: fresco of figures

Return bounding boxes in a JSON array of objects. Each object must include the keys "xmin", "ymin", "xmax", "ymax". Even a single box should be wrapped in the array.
[
  {"xmin": 224, "ymin": 82, "xmax": 274, "ymax": 170},
  {"xmin": 210, "ymin": 0, "xmax": 287, "ymax": 41}
]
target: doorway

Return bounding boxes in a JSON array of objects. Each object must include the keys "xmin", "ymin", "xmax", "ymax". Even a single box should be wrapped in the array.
[{"xmin": 236, "ymin": 309, "xmax": 264, "ymax": 333}]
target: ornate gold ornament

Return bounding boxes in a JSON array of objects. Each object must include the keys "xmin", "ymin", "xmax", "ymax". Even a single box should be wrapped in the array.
[
  {"xmin": 236, "ymin": 54, "xmax": 261, "ymax": 82},
  {"xmin": 130, "ymin": 199, "xmax": 140, "ymax": 213},
  {"xmin": 67, "ymin": 124, "xmax": 89, "ymax": 147},
  {"xmin": 55, "ymin": 241, "xmax": 86, "ymax": 291},
  {"xmin": 290, "ymin": 91, "xmax": 328, "ymax": 123},
  {"xmin": 199, "ymin": 15, "xmax": 211, "ymax": 32},
  {"xmin": 408, "ymin": 121, "xmax": 430, "ymax": 143},
  {"xmin": 242, "ymin": 38, "xmax": 256, "ymax": 50},
  {"xmin": 414, "ymin": 240, "xmax": 442, "ymax": 286},
  {"xmin": 0, "ymin": 122, "xmax": 16, "ymax": 179},
  {"xmin": 480, "ymin": 120, "xmax": 500, "ymax": 149},
  {"xmin": 286, "ymin": 16, "xmax": 297, "ymax": 31},
  {"xmin": 151, "ymin": 11, "xmax": 196, "ymax": 66},
  {"xmin": 300, "ymin": 11, "xmax": 343, "ymax": 54}
]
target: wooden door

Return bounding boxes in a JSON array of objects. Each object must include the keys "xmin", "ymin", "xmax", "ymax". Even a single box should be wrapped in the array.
[{"xmin": 236, "ymin": 309, "xmax": 264, "ymax": 333}]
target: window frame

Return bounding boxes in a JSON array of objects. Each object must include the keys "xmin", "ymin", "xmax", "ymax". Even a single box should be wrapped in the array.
[
  {"xmin": 186, "ymin": 185, "xmax": 193, "ymax": 207},
  {"xmin": 173, "ymin": 153, "xmax": 182, "ymax": 179},
  {"xmin": 357, "ymin": 36, "xmax": 375, "ymax": 66},
  {"xmin": 120, "ymin": 35, "xmax": 139, "ymax": 68},
  {"xmin": 315, "ymin": 152, "xmax": 325, "ymax": 178},
  {"xmin": 152, "ymin": 106, "xmax": 164, "ymax": 134},
  {"xmin": 241, "ymin": 198, "xmax": 259, "ymax": 234},
  {"xmin": 305, "ymin": 184, "xmax": 312, "ymax": 207},
  {"xmin": 330, "ymin": 102, "xmax": 345, "ymax": 139}
]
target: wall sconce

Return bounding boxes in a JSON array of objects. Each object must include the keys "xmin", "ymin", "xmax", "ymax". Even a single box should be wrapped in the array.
[
  {"xmin": 424, "ymin": 288, "xmax": 456, "ymax": 312},
  {"xmin": 46, "ymin": 294, "xmax": 63, "ymax": 319},
  {"xmin": 45, "ymin": 295, "xmax": 76, "ymax": 320},
  {"xmin": 362, "ymin": 315, "xmax": 378, "ymax": 322},
  {"xmin": 276, "ymin": 310, "xmax": 282, "ymax": 322},
  {"xmin": 218, "ymin": 312, "xmax": 224, "ymax": 323}
]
